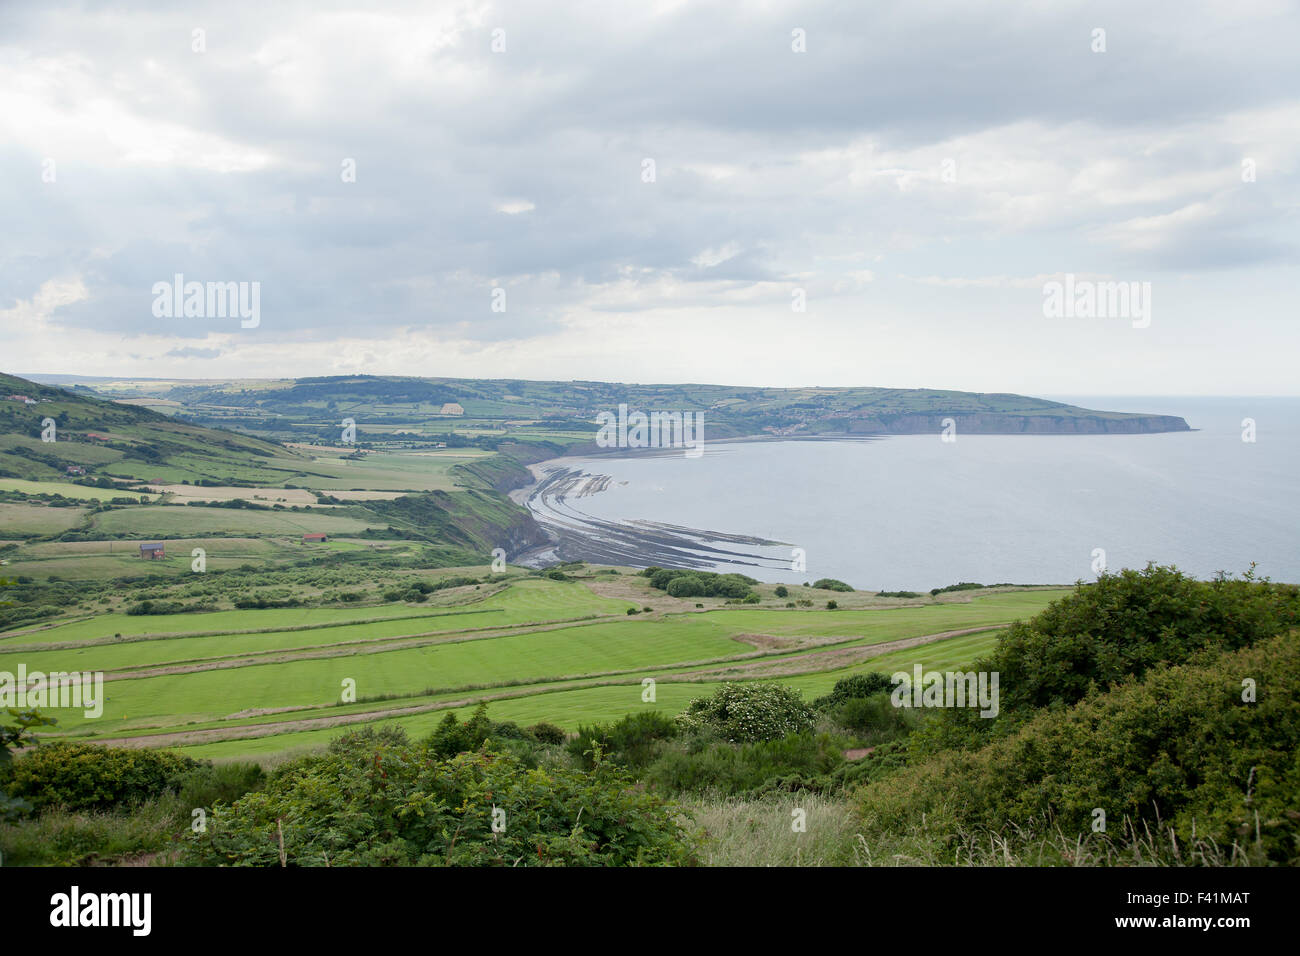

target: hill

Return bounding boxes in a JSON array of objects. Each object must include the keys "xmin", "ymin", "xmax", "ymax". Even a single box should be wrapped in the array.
[
  {"xmin": 35, "ymin": 375, "xmax": 1191, "ymax": 444},
  {"xmin": 0, "ymin": 372, "xmax": 309, "ymax": 486}
]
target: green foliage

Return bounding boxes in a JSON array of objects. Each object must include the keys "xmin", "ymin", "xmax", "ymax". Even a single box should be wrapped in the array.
[
  {"xmin": 0, "ymin": 709, "xmax": 57, "ymax": 767},
  {"xmin": 996, "ymin": 565, "xmax": 1295, "ymax": 727},
  {"xmin": 774, "ymin": 585, "xmax": 788, "ymax": 598},
  {"xmin": 567, "ymin": 711, "xmax": 679, "ymax": 769},
  {"xmin": 812, "ymin": 578, "xmax": 853, "ymax": 592},
  {"xmin": 426, "ymin": 704, "xmax": 495, "ymax": 759},
  {"xmin": 0, "ymin": 709, "xmax": 59, "ymax": 821},
  {"xmin": 177, "ymin": 762, "xmax": 267, "ymax": 810},
  {"xmin": 677, "ymin": 682, "xmax": 816, "ymax": 743},
  {"xmin": 524, "ymin": 722, "xmax": 567, "ymax": 745},
  {"xmin": 826, "ymin": 600, "xmax": 838, "ymax": 610},
  {"xmin": 643, "ymin": 731, "xmax": 844, "ymax": 796},
  {"xmin": 929, "ymin": 582, "xmax": 984, "ymax": 596},
  {"xmin": 812, "ymin": 673, "xmax": 895, "ymax": 710},
  {"xmin": 877, "ymin": 590, "xmax": 922, "ymax": 598},
  {"xmin": 827, "ymin": 694, "xmax": 919, "ymax": 741},
  {"xmin": 4, "ymin": 741, "xmax": 200, "ymax": 813},
  {"xmin": 126, "ymin": 599, "xmax": 207, "ymax": 615},
  {"xmin": 912, "ymin": 565, "xmax": 1300, "ymax": 755},
  {"xmin": 181, "ymin": 726, "xmax": 699, "ymax": 866},
  {"xmin": 642, "ymin": 566, "xmax": 757, "ymax": 599},
  {"xmin": 0, "ymin": 799, "xmax": 186, "ymax": 866},
  {"xmin": 855, "ymin": 629, "xmax": 1300, "ymax": 864}
]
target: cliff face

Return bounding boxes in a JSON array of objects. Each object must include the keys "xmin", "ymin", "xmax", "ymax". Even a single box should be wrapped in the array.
[{"xmin": 847, "ymin": 413, "xmax": 1192, "ymax": 435}]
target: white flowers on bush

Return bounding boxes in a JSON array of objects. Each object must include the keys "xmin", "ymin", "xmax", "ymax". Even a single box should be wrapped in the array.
[{"xmin": 676, "ymin": 682, "xmax": 817, "ymax": 743}]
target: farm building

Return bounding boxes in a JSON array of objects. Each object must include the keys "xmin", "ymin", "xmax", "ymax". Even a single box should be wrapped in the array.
[
  {"xmin": 302, "ymin": 533, "xmax": 328, "ymax": 544},
  {"xmin": 66, "ymin": 465, "xmax": 86, "ymax": 475},
  {"xmin": 439, "ymin": 402, "xmax": 464, "ymax": 415},
  {"xmin": 139, "ymin": 542, "xmax": 166, "ymax": 559}
]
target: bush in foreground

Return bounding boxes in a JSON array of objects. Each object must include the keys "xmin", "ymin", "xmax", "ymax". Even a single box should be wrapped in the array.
[
  {"xmin": 854, "ymin": 629, "xmax": 1300, "ymax": 865},
  {"xmin": 2, "ymin": 742, "xmax": 200, "ymax": 814},
  {"xmin": 568, "ymin": 710, "xmax": 678, "ymax": 770},
  {"xmin": 182, "ymin": 727, "xmax": 699, "ymax": 866},
  {"xmin": 913, "ymin": 564, "xmax": 1300, "ymax": 752}
]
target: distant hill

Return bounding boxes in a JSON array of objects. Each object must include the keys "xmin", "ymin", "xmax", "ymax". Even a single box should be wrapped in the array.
[
  {"xmin": 0, "ymin": 372, "xmax": 309, "ymax": 485},
  {"xmin": 37, "ymin": 374, "xmax": 1191, "ymax": 439}
]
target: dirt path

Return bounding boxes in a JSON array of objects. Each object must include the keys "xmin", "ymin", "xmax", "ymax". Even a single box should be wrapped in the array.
[
  {"xmin": 682, "ymin": 625, "xmax": 1003, "ymax": 681},
  {"xmin": 83, "ymin": 624, "xmax": 1006, "ymax": 751}
]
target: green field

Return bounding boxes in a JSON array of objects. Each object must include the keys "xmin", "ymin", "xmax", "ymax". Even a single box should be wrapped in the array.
[
  {"xmin": 0, "ymin": 478, "xmax": 152, "ymax": 502},
  {"xmin": 6, "ymin": 575, "xmax": 1065, "ymax": 761}
]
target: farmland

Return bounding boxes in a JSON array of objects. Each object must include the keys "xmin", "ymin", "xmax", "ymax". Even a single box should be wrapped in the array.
[
  {"xmin": 2, "ymin": 371, "xmax": 1286, "ymax": 871},
  {"xmin": 0, "ymin": 569, "xmax": 1065, "ymax": 762}
]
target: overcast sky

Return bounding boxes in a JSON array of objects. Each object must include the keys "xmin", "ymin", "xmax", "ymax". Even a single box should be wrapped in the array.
[{"xmin": 2, "ymin": 0, "xmax": 1297, "ymax": 394}]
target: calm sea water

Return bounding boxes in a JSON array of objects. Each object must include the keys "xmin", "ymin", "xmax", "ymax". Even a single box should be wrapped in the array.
[{"xmin": 530, "ymin": 397, "xmax": 1300, "ymax": 589}]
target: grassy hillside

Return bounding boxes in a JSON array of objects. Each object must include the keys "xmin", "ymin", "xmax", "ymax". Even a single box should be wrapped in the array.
[
  {"xmin": 0, "ymin": 565, "xmax": 1062, "ymax": 760},
  {"xmin": 0, "ymin": 372, "xmax": 310, "ymax": 486},
  {"xmin": 48, "ymin": 374, "xmax": 1192, "ymax": 444}
]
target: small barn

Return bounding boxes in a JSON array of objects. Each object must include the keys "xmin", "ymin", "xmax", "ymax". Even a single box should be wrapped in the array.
[
  {"xmin": 66, "ymin": 465, "xmax": 86, "ymax": 475},
  {"xmin": 139, "ymin": 542, "xmax": 166, "ymax": 560},
  {"xmin": 302, "ymin": 533, "xmax": 328, "ymax": 544}
]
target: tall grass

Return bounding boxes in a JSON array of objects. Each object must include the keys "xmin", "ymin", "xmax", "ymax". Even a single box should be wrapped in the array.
[
  {"xmin": 689, "ymin": 792, "xmax": 865, "ymax": 866},
  {"xmin": 689, "ymin": 795, "xmax": 1265, "ymax": 867}
]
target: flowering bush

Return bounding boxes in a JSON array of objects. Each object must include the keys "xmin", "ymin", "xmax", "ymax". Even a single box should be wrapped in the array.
[{"xmin": 676, "ymin": 682, "xmax": 816, "ymax": 743}]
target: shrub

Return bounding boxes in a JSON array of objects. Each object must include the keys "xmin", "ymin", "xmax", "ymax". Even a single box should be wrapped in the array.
[
  {"xmin": 426, "ymin": 704, "xmax": 493, "ymax": 759},
  {"xmin": 568, "ymin": 711, "xmax": 679, "ymax": 769},
  {"xmin": 929, "ymin": 582, "xmax": 984, "ymax": 596},
  {"xmin": 4, "ymin": 742, "xmax": 200, "ymax": 813},
  {"xmin": 812, "ymin": 578, "xmax": 853, "ymax": 592},
  {"xmin": 950, "ymin": 564, "xmax": 1300, "ymax": 739},
  {"xmin": 645, "ymin": 567, "xmax": 758, "ymax": 599},
  {"xmin": 524, "ymin": 722, "xmax": 567, "ymax": 745},
  {"xmin": 430, "ymin": 575, "xmax": 480, "ymax": 591},
  {"xmin": 812, "ymin": 672, "xmax": 895, "ymax": 710},
  {"xmin": 826, "ymin": 600, "xmax": 838, "ymax": 610},
  {"xmin": 176, "ymin": 762, "xmax": 267, "ymax": 810},
  {"xmin": 181, "ymin": 727, "xmax": 699, "ymax": 866},
  {"xmin": 828, "ymin": 694, "xmax": 919, "ymax": 741},
  {"xmin": 677, "ymin": 683, "xmax": 817, "ymax": 743},
  {"xmin": 856, "ymin": 629, "xmax": 1300, "ymax": 864},
  {"xmin": 643, "ymin": 732, "xmax": 844, "ymax": 796},
  {"xmin": 774, "ymin": 585, "xmax": 789, "ymax": 598}
]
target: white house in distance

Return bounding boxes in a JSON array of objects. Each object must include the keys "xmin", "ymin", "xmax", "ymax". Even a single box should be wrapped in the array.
[{"xmin": 440, "ymin": 403, "xmax": 464, "ymax": 416}]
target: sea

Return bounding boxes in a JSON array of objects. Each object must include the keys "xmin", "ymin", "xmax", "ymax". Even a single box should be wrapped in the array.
[{"xmin": 517, "ymin": 396, "xmax": 1300, "ymax": 589}]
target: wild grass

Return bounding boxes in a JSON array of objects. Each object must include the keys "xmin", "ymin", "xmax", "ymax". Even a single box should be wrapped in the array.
[{"xmin": 689, "ymin": 794, "xmax": 1267, "ymax": 867}]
